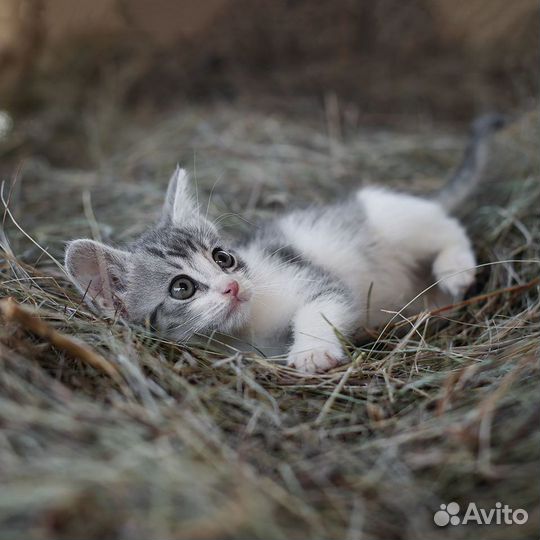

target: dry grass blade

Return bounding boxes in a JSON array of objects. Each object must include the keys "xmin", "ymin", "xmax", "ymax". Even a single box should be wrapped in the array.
[{"xmin": 0, "ymin": 297, "xmax": 122, "ymax": 384}]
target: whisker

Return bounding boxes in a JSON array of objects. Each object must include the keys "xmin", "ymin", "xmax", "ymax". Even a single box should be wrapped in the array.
[{"xmin": 205, "ymin": 174, "xmax": 224, "ymax": 223}]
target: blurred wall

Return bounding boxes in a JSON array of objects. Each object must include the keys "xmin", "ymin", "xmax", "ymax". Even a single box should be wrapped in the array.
[{"xmin": 0, "ymin": 0, "xmax": 537, "ymax": 118}]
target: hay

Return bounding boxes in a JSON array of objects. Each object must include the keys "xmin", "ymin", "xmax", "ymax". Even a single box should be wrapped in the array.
[{"xmin": 0, "ymin": 103, "xmax": 539, "ymax": 539}]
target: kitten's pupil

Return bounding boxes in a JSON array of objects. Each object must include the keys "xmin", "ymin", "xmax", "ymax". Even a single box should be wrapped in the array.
[
  {"xmin": 212, "ymin": 248, "xmax": 235, "ymax": 269},
  {"xmin": 170, "ymin": 275, "xmax": 197, "ymax": 300}
]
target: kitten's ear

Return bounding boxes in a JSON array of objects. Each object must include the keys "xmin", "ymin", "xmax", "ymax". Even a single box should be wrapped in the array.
[
  {"xmin": 65, "ymin": 239, "xmax": 131, "ymax": 316},
  {"xmin": 161, "ymin": 166, "xmax": 198, "ymax": 225}
]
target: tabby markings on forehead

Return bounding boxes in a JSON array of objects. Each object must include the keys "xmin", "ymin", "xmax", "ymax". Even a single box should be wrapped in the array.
[
  {"xmin": 166, "ymin": 229, "xmax": 211, "ymax": 252},
  {"xmin": 165, "ymin": 247, "xmax": 190, "ymax": 259},
  {"xmin": 145, "ymin": 246, "xmax": 168, "ymax": 259}
]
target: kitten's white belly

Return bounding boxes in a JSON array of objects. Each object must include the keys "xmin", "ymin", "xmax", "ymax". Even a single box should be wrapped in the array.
[
  {"xmin": 324, "ymin": 253, "xmax": 431, "ymax": 327},
  {"xmin": 237, "ymin": 192, "xmax": 458, "ymax": 350},
  {"xmin": 278, "ymin": 214, "xmax": 431, "ymax": 327}
]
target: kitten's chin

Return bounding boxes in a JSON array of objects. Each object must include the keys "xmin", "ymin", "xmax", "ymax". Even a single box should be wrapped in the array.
[{"xmin": 218, "ymin": 299, "xmax": 251, "ymax": 335}]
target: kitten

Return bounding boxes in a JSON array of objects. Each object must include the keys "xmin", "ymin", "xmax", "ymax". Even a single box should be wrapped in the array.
[{"xmin": 65, "ymin": 115, "xmax": 504, "ymax": 373}]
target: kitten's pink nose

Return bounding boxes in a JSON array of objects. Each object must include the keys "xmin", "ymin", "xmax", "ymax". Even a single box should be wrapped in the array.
[{"xmin": 222, "ymin": 280, "xmax": 240, "ymax": 299}]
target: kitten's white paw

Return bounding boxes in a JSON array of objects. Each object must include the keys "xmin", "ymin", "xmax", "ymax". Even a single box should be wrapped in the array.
[
  {"xmin": 433, "ymin": 247, "xmax": 476, "ymax": 297},
  {"xmin": 287, "ymin": 346, "xmax": 344, "ymax": 374}
]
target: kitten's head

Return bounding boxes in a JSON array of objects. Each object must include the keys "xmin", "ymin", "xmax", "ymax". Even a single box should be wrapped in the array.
[{"xmin": 65, "ymin": 167, "xmax": 253, "ymax": 340}]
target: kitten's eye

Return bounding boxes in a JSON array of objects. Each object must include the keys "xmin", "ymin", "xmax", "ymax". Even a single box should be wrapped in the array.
[
  {"xmin": 212, "ymin": 248, "xmax": 235, "ymax": 269},
  {"xmin": 169, "ymin": 275, "xmax": 197, "ymax": 300}
]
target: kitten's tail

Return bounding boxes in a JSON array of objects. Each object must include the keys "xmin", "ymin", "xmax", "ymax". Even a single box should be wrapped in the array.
[{"xmin": 434, "ymin": 113, "xmax": 507, "ymax": 212}]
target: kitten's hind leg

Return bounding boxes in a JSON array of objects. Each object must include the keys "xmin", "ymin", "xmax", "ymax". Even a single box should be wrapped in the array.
[
  {"xmin": 432, "ymin": 243, "xmax": 476, "ymax": 298},
  {"xmin": 359, "ymin": 188, "xmax": 477, "ymax": 300}
]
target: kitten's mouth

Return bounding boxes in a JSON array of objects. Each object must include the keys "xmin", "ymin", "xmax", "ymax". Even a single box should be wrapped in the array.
[
  {"xmin": 223, "ymin": 291, "xmax": 252, "ymax": 317},
  {"xmin": 226, "ymin": 297, "xmax": 245, "ymax": 313}
]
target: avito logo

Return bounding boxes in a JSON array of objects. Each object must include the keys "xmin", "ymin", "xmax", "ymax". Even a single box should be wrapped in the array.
[{"xmin": 434, "ymin": 502, "xmax": 528, "ymax": 527}]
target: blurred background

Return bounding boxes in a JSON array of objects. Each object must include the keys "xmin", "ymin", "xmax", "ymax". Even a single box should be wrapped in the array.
[
  {"xmin": 0, "ymin": 0, "xmax": 538, "ymax": 153},
  {"xmin": 1, "ymin": 0, "xmax": 538, "ymax": 111}
]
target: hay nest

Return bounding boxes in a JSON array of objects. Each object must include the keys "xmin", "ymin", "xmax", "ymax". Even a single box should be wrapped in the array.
[{"xmin": 0, "ymin": 104, "xmax": 538, "ymax": 539}]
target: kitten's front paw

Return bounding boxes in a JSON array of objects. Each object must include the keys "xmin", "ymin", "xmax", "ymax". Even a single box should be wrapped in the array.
[
  {"xmin": 433, "ymin": 247, "xmax": 476, "ymax": 298},
  {"xmin": 287, "ymin": 346, "xmax": 344, "ymax": 374}
]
